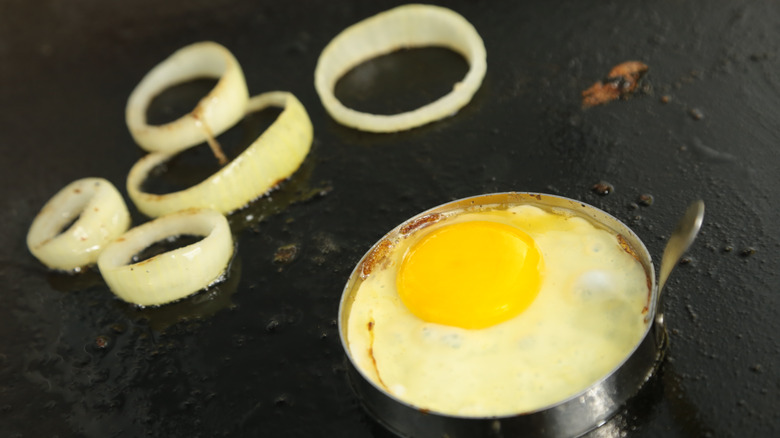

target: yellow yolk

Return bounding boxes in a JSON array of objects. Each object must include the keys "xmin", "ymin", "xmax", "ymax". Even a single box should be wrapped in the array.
[{"xmin": 397, "ymin": 221, "xmax": 543, "ymax": 329}]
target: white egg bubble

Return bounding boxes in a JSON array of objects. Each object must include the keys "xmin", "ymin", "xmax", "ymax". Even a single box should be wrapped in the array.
[{"xmin": 573, "ymin": 270, "xmax": 615, "ymax": 300}]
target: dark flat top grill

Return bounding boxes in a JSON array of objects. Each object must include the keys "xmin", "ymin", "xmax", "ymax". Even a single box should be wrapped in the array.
[{"xmin": 1, "ymin": 1, "xmax": 777, "ymax": 436}]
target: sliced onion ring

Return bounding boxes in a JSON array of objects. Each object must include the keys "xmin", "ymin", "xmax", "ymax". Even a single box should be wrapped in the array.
[
  {"xmin": 127, "ymin": 91, "xmax": 313, "ymax": 218},
  {"xmin": 27, "ymin": 178, "xmax": 131, "ymax": 271},
  {"xmin": 97, "ymin": 208, "xmax": 233, "ymax": 306},
  {"xmin": 314, "ymin": 4, "xmax": 487, "ymax": 132},
  {"xmin": 126, "ymin": 41, "xmax": 250, "ymax": 154}
]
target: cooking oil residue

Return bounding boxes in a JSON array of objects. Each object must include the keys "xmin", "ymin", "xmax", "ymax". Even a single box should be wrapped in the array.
[{"xmin": 121, "ymin": 253, "xmax": 242, "ymax": 332}]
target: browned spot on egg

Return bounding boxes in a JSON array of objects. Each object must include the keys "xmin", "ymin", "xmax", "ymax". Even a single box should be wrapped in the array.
[
  {"xmin": 616, "ymin": 234, "xmax": 639, "ymax": 261},
  {"xmin": 400, "ymin": 213, "xmax": 443, "ymax": 235},
  {"xmin": 366, "ymin": 318, "xmax": 387, "ymax": 389},
  {"xmin": 361, "ymin": 238, "xmax": 393, "ymax": 278},
  {"xmin": 641, "ymin": 272, "xmax": 652, "ymax": 314},
  {"xmin": 582, "ymin": 61, "xmax": 648, "ymax": 108},
  {"xmin": 368, "ymin": 347, "xmax": 386, "ymax": 388},
  {"xmin": 74, "ymin": 188, "xmax": 82, "ymax": 194},
  {"xmin": 616, "ymin": 234, "xmax": 651, "ymax": 313}
]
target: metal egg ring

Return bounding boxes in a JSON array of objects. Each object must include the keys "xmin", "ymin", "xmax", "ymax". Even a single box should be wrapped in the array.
[{"xmin": 338, "ymin": 192, "xmax": 669, "ymax": 438}]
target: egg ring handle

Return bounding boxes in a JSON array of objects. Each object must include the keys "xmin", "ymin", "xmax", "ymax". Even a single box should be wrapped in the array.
[
  {"xmin": 314, "ymin": 4, "xmax": 487, "ymax": 133},
  {"xmin": 26, "ymin": 177, "xmax": 131, "ymax": 271}
]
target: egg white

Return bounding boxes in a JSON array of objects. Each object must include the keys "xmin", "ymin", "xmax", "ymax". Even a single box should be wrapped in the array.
[{"xmin": 346, "ymin": 204, "xmax": 650, "ymax": 417}]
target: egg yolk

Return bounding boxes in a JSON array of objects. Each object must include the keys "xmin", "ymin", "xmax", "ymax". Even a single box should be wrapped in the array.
[{"xmin": 397, "ymin": 221, "xmax": 543, "ymax": 329}]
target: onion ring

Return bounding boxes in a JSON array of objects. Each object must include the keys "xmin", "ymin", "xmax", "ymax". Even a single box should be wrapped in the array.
[
  {"xmin": 27, "ymin": 178, "xmax": 131, "ymax": 271},
  {"xmin": 314, "ymin": 4, "xmax": 487, "ymax": 132},
  {"xmin": 126, "ymin": 91, "xmax": 313, "ymax": 217},
  {"xmin": 97, "ymin": 208, "xmax": 233, "ymax": 306},
  {"xmin": 126, "ymin": 41, "xmax": 250, "ymax": 154}
]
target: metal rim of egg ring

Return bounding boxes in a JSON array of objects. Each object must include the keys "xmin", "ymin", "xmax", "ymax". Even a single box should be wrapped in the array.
[
  {"xmin": 97, "ymin": 208, "xmax": 234, "ymax": 306},
  {"xmin": 314, "ymin": 4, "xmax": 487, "ymax": 133},
  {"xmin": 125, "ymin": 41, "xmax": 250, "ymax": 156},
  {"xmin": 338, "ymin": 192, "xmax": 668, "ymax": 438},
  {"xmin": 126, "ymin": 91, "xmax": 314, "ymax": 218},
  {"xmin": 26, "ymin": 177, "xmax": 131, "ymax": 271}
]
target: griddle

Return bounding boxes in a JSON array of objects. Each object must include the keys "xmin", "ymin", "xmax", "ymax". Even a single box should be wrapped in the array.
[{"xmin": 1, "ymin": 1, "xmax": 778, "ymax": 436}]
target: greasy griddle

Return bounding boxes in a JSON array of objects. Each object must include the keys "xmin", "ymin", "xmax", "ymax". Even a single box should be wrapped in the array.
[{"xmin": 1, "ymin": 0, "xmax": 778, "ymax": 437}]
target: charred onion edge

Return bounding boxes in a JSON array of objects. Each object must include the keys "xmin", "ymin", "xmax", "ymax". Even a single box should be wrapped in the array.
[
  {"xmin": 97, "ymin": 208, "xmax": 233, "ymax": 306},
  {"xmin": 314, "ymin": 4, "xmax": 487, "ymax": 132},
  {"xmin": 127, "ymin": 91, "xmax": 313, "ymax": 217},
  {"xmin": 126, "ymin": 41, "xmax": 249, "ymax": 154},
  {"xmin": 27, "ymin": 178, "xmax": 131, "ymax": 271}
]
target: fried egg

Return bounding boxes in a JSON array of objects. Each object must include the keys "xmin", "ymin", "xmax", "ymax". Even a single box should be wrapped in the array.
[{"xmin": 345, "ymin": 203, "xmax": 650, "ymax": 417}]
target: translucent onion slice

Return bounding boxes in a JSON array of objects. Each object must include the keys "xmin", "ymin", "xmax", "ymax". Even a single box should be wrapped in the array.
[
  {"xmin": 27, "ymin": 178, "xmax": 131, "ymax": 271},
  {"xmin": 126, "ymin": 41, "xmax": 250, "ymax": 154},
  {"xmin": 314, "ymin": 4, "xmax": 487, "ymax": 132},
  {"xmin": 97, "ymin": 208, "xmax": 233, "ymax": 306},
  {"xmin": 127, "ymin": 91, "xmax": 313, "ymax": 218}
]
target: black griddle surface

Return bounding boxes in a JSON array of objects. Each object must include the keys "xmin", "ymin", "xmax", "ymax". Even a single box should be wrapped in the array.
[{"xmin": 1, "ymin": 1, "xmax": 778, "ymax": 436}]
